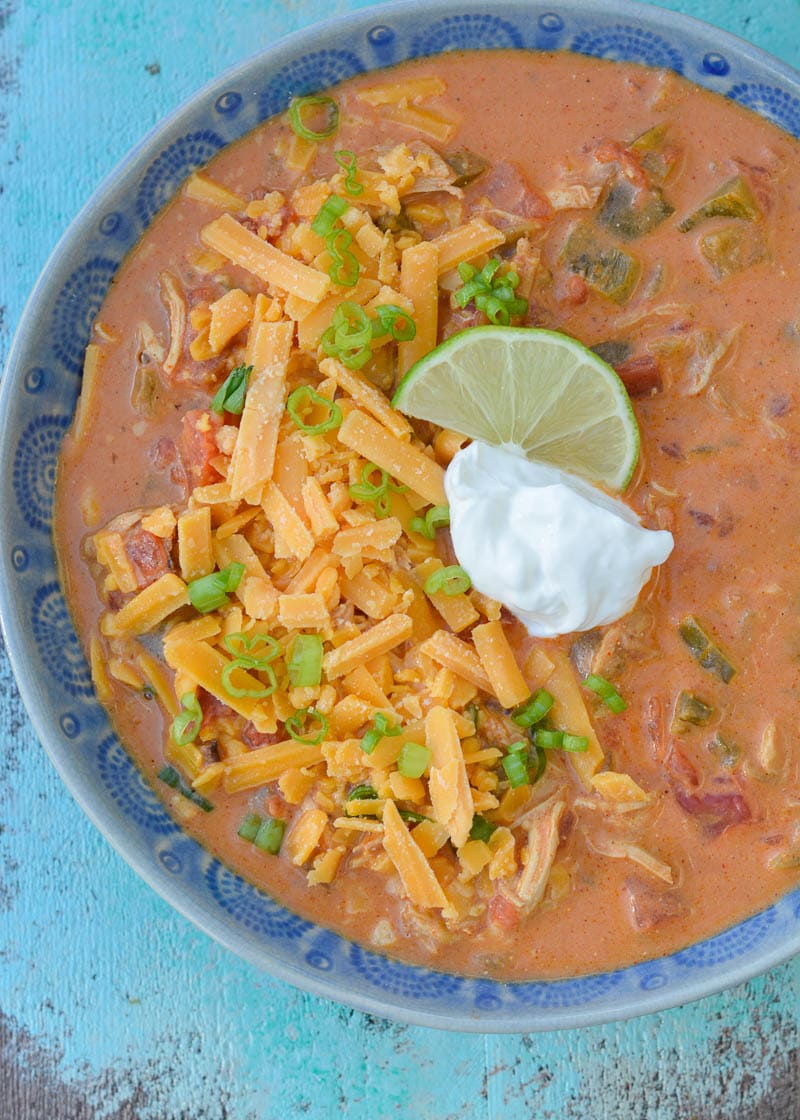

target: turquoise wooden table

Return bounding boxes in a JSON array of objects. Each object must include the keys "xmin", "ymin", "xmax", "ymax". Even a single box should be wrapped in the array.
[{"xmin": 1, "ymin": 1, "xmax": 798, "ymax": 1116}]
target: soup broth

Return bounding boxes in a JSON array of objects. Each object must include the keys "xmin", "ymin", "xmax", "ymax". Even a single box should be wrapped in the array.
[{"xmin": 55, "ymin": 51, "xmax": 800, "ymax": 979}]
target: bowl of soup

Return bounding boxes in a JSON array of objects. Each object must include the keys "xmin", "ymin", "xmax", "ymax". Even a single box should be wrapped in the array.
[{"xmin": 3, "ymin": 0, "xmax": 800, "ymax": 1031}]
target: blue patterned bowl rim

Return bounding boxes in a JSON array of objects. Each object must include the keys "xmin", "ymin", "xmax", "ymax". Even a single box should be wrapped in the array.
[{"xmin": 2, "ymin": 0, "xmax": 800, "ymax": 1032}]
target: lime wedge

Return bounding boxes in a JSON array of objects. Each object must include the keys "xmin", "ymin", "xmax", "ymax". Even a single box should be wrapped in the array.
[{"xmin": 392, "ymin": 326, "xmax": 640, "ymax": 491}]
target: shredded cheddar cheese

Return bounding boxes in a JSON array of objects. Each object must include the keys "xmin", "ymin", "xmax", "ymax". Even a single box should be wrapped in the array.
[{"xmin": 82, "ymin": 115, "xmax": 655, "ymax": 934}]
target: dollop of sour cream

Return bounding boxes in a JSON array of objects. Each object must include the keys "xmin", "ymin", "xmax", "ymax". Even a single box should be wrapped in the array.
[{"xmin": 445, "ymin": 441, "xmax": 674, "ymax": 639}]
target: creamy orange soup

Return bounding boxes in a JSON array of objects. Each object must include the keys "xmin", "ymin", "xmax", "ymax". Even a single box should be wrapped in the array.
[{"xmin": 55, "ymin": 51, "xmax": 800, "ymax": 979}]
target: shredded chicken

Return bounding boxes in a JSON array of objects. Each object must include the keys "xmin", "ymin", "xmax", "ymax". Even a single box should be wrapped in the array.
[
  {"xmin": 545, "ymin": 183, "xmax": 603, "ymax": 210},
  {"xmin": 136, "ymin": 319, "xmax": 167, "ymax": 365},
  {"xmin": 682, "ymin": 326, "xmax": 742, "ymax": 397},
  {"xmin": 160, "ymin": 271, "xmax": 188, "ymax": 376},
  {"xmin": 587, "ymin": 832, "xmax": 674, "ymax": 884},
  {"xmin": 511, "ymin": 795, "xmax": 566, "ymax": 907}
]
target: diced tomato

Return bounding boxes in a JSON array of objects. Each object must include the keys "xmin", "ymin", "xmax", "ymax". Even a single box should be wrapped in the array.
[
  {"xmin": 562, "ymin": 275, "xmax": 589, "ymax": 306},
  {"xmin": 615, "ymin": 354, "xmax": 663, "ymax": 397},
  {"xmin": 266, "ymin": 794, "xmax": 288, "ymax": 820},
  {"xmin": 242, "ymin": 725, "xmax": 284, "ymax": 750},
  {"xmin": 106, "ymin": 589, "xmax": 126, "ymax": 612},
  {"xmin": 180, "ymin": 409, "xmax": 222, "ymax": 488},
  {"xmin": 594, "ymin": 139, "xmax": 648, "ymax": 188},
  {"xmin": 151, "ymin": 437, "xmax": 177, "ymax": 471},
  {"xmin": 623, "ymin": 877, "xmax": 687, "ymax": 932},
  {"xmin": 199, "ymin": 690, "xmax": 237, "ymax": 733},
  {"xmin": 482, "ymin": 161, "xmax": 552, "ymax": 219},
  {"xmin": 188, "ymin": 282, "xmax": 222, "ymax": 307},
  {"xmin": 123, "ymin": 526, "xmax": 171, "ymax": 589},
  {"xmin": 440, "ymin": 305, "xmax": 484, "ymax": 340},
  {"xmin": 241, "ymin": 202, "xmax": 291, "ymax": 239},
  {"xmin": 488, "ymin": 893, "xmax": 520, "ymax": 931},
  {"xmin": 674, "ymin": 785, "xmax": 751, "ymax": 836},
  {"xmin": 665, "ymin": 746, "xmax": 700, "ymax": 789}
]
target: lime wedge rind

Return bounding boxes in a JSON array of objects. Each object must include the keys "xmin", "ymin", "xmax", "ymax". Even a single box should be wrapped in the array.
[{"xmin": 391, "ymin": 326, "xmax": 640, "ymax": 491}]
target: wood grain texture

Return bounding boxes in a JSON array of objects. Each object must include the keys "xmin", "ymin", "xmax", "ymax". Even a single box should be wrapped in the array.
[{"xmin": 1, "ymin": 1, "xmax": 799, "ymax": 1116}]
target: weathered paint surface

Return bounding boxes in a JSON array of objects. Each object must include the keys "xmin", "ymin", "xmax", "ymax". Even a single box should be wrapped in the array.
[{"xmin": 1, "ymin": 2, "xmax": 799, "ymax": 1116}]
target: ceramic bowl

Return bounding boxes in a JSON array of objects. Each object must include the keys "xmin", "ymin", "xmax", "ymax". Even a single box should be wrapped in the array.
[{"xmin": 2, "ymin": 0, "xmax": 799, "ymax": 1032}]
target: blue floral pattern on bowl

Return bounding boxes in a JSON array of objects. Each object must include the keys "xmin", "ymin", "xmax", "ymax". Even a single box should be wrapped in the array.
[
  {"xmin": 571, "ymin": 24, "xmax": 684, "ymax": 71},
  {"xmin": 411, "ymin": 14, "xmax": 524, "ymax": 56},
  {"xmin": 31, "ymin": 583, "xmax": 94, "ymax": 698},
  {"xmin": 13, "ymin": 415, "xmax": 70, "ymax": 532},
  {"xmin": 136, "ymin": 130, "xmax": 225, "ymax": 227},
  {"xmin": 3, "ymin": 0, "xmax": 800, "ymax": 1031},
  {"xmin": 97, "ymin": 734, "xmax": 180, "ymax": 837},
  {"xmin": 258, "ymin": 50, "xmax": 366, "ymax": 121},
  {"xmin": 349, "ymin": 945, "xmax": 465, "ymax": 998},
  {"xmin": 205, "ymin": 864, "xmax": 313, "ymax": 941},
  {"xmin": 508, "ymin": 970, "xmax": 624, "ymax": 1007},
  {"xmin": 728, "ymin": 81, "xmax": 800, "ymax": 136},
  {"xmin": 51, "ymin": 258, "xmax": 118, "ymax": 375},
  {"xmin": 674, "ymin": 907, "xmax": 777, "ymax": 968}
]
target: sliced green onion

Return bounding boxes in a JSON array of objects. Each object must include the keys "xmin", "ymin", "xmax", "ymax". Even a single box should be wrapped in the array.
[
  {"xmin": 348, "ymin": 462, "xmax": 389, "ymax": 500},
  {"xmin": 221, "ymin": 659, "xmax": 277, "ymax": 700},
  {"xmin": 424, "ymin": 565, "xmax": 471, "ymax": 597},
  {"xmin": 534, "ymin": 728, "xmax": 564, "ymax": 750},
  {"xmin": 220, "ymin": 632, "xmax": 280, "ymax": 699},
  {"xmin": 223, "ymin": 632, "xmax": 281, "ymax": 666},
  {"xmin": 286, "ymin": 385, "xmax": 342, "ymax": 435},
  {"xmin": 157, "ymin": 765, "xmax": 214, "ymax": 812},
  {"xmin": 583, "ymin": 674, "xmax": 627, "ymax": 713},
  {"xmin": 288, "ymin": 94, "xmax": 339, "ymax": 141},
  {"xmin": 512, "ymin": 689, "xmax": 554, "ymax": 728},
  {"xmin": 348, "ymin": 461, "xmax": 404, "ymax": 519},
  {"xmin": 325, "ymin": 227, "xmax": 360, "ymax": 287},
  {"xmin": 397, "ymin": 741, "xmax": 430, "ymax": 779},
  {"xmin": 409, "ymin": 504, "xmax": 450, "ymax": 540},
  {"xmin": 188, "ymin": 562, "xmax": 246, "ymax": 614},
  {"xmin": 372, "ymin": 304, "xmax": 417, "ymax": 342},
  {"xmin": 237, "ymin": 809, "xmax": 285, "ymax": 852},
  {"xmin": 210, "ymin": 364, "xmax": 253, "ymax": 415},
  {"xmin": 532, "ymin": 726, "xmax": 588, "ymax": 755},
  {"xmin": 158, "ymin": 765, "xmax": 181, "ymax": 789},
  {"xmin": 426, "ymin": 506, "xmax": 451, "ymax": 532},
  {"xmin": 170, "ymin": 692, "xmax": 203, "ymax": 746},
  {"xmin": 254, "ymin": 817, "xmax": 285, "ymax": 854},
  {"xmin": 360, "ymin": 729, "xmax": 383, "ymax": 755},
  {"xmin": 482, "ymin": 295, "xmax": 508, "ymax": 326},
  {"xmin": 507, "ymin": 739, "xmax": 528, "ymax": 754},
  {"xmin": 408, "ymin": 516, "xmax": 429, "ymax": 538},
  {"xmin": 321, "ymin": 300, "xmax": 418, "ymax": 365},
  {"xmin": 311, "ymin": 193, "xmax": 348, "ymax": 237},
  {"xmin": 348, "ymin": 783, "xmax": 379, "ymax": 801},
  {"xmin": 530, "ymin": 743, "xmax": 547, "ymax": 784},
  {"xmin": 469, "ymin": 814, "xmax": 497, "ymax": 843},
  {"xmin": 398, "ymin": 809, "xmax": 429, "ymax": 824},
  {"xmin": 455, "ymin": 258, "xmax": 528, "ymax": 324},
  {"xmin": 285, "ymin": 707, "xmax": 329, "ymax": 745},
  {"xmin": 501, "ymin": 749, "xmax": 529, "ymax": 788},
  {"xmin": 287, "ymin": 634, "xmax": 324, "ymax": 688},
  {"xmin": 321, "ymin": 301, "xmax": 373, "ymax": 369},
  {"xmin": 334, "ymin": 148, "xmax": 364, "ymax": 196},
  {"xmin": 361, "ymin": 712, "xmax": 402, "ymax": 755},
  {"xmin": 561, "ymin": 733, "xmax": 589, "ymax": 752},
  {"xmin": 238, "ymin": 812, "xmax": 262, "ymax": 841}
]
